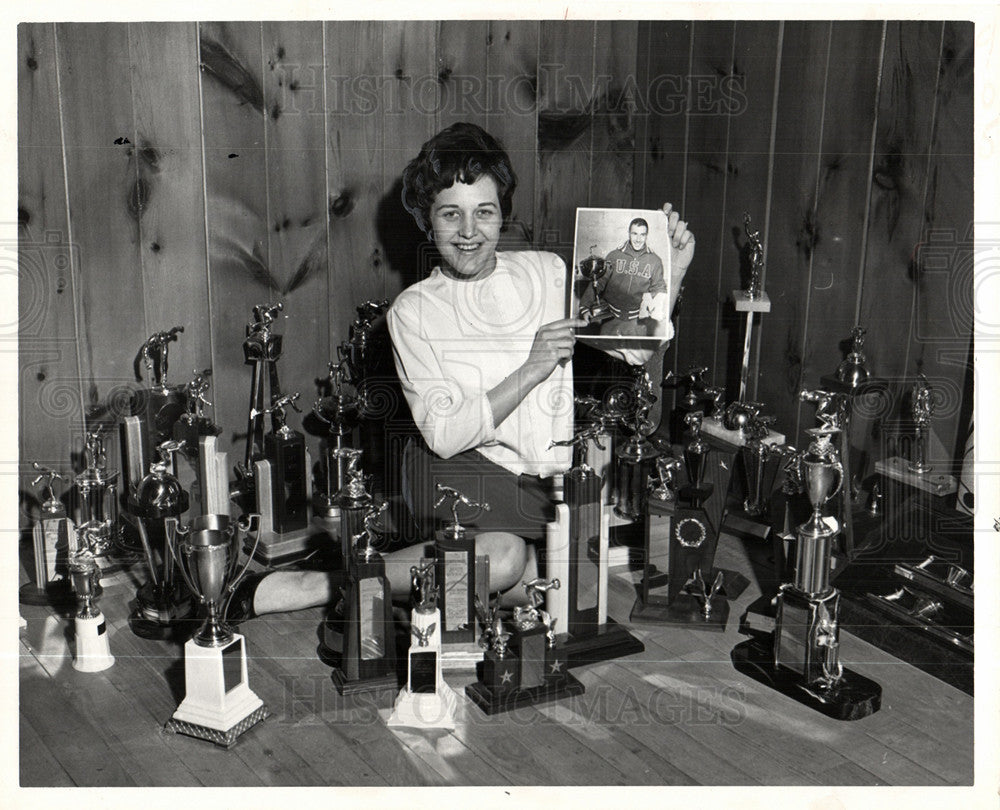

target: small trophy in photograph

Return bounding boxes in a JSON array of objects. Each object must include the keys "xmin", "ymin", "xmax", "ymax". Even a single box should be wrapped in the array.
[
  {"xmin": 164, "ymin": 511, "xmax": 269, "ymax": 747},
  {"xmin": 20, "ymin": 463, "xmax": 77, "ymax": 607},
  {"xmin": 387, "ymin": 562, "xmax": 459, "ymax": 730},
  {"xmin": 570, "ymin": 207, "xmax": 673, "ymax": 350},
  {"xmin": 331, "ymin": 501, "xmax": 398, "ymax": 696},
  {"xmin": 68, "ymin": 547, "xmax": 115, "ymax": 673}
]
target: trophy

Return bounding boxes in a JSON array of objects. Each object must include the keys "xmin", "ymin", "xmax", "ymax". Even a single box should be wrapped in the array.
[
  {"xmin": 732, "ymin": 428, "xmax": 882, "ymax": 720},
  {"xmin": 577, "ymin": 246, "xmax": 613, "ymax": 324},
  {"xmin": 127, "ymin": 439, "xmax": 194, "ymax": 639},
  {"xmin": 334, "ymin": 448, "xmax": 372, "ymax": 562},
  {"xmin": 173, "ymin": 368, "xmax": 222, "ymax": 450},
  {"xmin": 546, "ymin": 415, "xmax": 644, "ymax": 667},
  {"xmin": 68, "ymin": 548, "xmax": 115, "ymax": 672},
  {"xmin": 74, "ymin": 429, "xmax": 121, "ymax": 565},
  {"xmin": 434, "ymin": 484, "xmax": 487, "ymax": 645},
  {"xmin": 732, "ymin": 213, "xmax": 771, "ymax": 402},
  {"xmin": 836, "ymin": 326, "xmax": 872, "ymax": 389},
  {"xmin": 331, "ymin": 501, "xmax": 398, "ymax": 695},
  {"xmin": 738, "ymin": 413, "xmax": 782, "ymax": 518},
  {"xmin": 909, "ymin": 374, "xmax": 933, "ymax": 474},
  {"xmin": 466, "ymin": 581, "xmax": 585, "ymax": 716},
  {"xmin": 163, "ymin": 512, "xmax": 269, "ymax": 747},
  {"xmin": 20, "ymin": 463, "xmax": 77, "ymax": 606},
  {"xmin": 387, "ymin": 562, "xmax": 460, "ymax": 729},
  {"xmin": 132, "ymin": 326, "xmax": 189, "ymax": 442},
  {"xmin": 613, "ymin": 369, "xmax": 659, "ymax": 520},
  {"xmin": 312, "ymin": 359, "xmax": 369, "ymax": 521}
]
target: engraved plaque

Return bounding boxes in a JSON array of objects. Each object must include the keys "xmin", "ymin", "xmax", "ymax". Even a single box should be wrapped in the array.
[
  {"xmin": 442, "ymin": 550, "xmax": 470, "ymax": 631},
  {"xmin": 358, "ymin": 577, "xmax": 385, "ymax": 660},
  {"xmin": 222, "ymin": 638, "xmax": 244, "ymax": 694},
  {"xmin": 410, "ymin": 651, "xmax": 437, "ymax": 694}
]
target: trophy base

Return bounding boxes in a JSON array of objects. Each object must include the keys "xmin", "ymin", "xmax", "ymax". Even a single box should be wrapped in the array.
[
  {"xmin": 630, "ymin": 592, "xmax": 730, "ymax": 631},
  {"xmin": 465, "ymin": 671, "xmax": 586, "ymax": 716},
  {"xmin": 244, "ymin": 526, "xmax": 330, "ymax": 567},
  {"xmin": 73, "ymin": 614, "xmax": 115, "ymax": 672},
  {"xmin": 731, "ymin": 637, "xmax": 882, "ymax": 721},
  {"xmin": 700, "ymin": 419, "xmax": 785, "ymax": 449},
  {"xmin": 557, "ymin": 619, "xmax": 646, "ymax": 669},
  {"xmin": 876, "ymin": 457, "xmax": 957, "ymax": 497},
  {"xmin": 330, "ymin": 667, "xmax": 399, "ymax": 696},
  {"xmin": 19, "ymin": 579, "xmax": 80, "ymax": 609},
  {"xmin": 129, "ymin": 583, "xmax": 195, "ymax": 640},
  {"xmin": 165, "ymin": 704, "xmax": 270, "ymax": 749},
  {"xmin": 386, "ymin": 681, "xmax": 460, "ymax": 730}
]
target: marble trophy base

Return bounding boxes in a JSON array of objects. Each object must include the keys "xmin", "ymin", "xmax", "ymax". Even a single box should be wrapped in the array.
[
  {"xmin": 700, "ymin": 420, "xmax": 785, "ymax": 449},
  {"xmin": 73, "ymin": 613, "xmax": 115, "ymax": 672},
  {"xmin": 164, "ymin": 634, "xmax": 269, "ymax": 748},
  {"xmin": 558, "ymin": 619, "xmax": 645, "ymax": 668},
  {"xmin": 387, "ymin": 608, "xmax": 457, "ymax": 730},
  {"xmin": 875, "ymin": 457, "xmax": 958, "ymax": 497},
  {"xmin": 630, "ymin": 592, "xmax": 730, "ymax": 632},
  {"xmin": 465, "ymin": 670, "xmax": 585, "ymax": 716},
  {"xmin": 387, "ymin": 680, "xmax": 460, "ymax": 730},
  {"xmin": 731, "ymin": 637, "xmax": 882, "ymax": 721}
]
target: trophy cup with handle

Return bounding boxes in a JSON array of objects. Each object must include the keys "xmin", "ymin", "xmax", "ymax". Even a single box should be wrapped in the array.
[
  {"xmin": 577, "ymin": 246, "xmax": 613, "ymax": 324},
  {"xmin": 732, "ymin": 427, "xmax": 882, "ymax": 720},
  {"xmin": 163, "ymin": 511, "xmax": 268, "ymax": 747},
  {"xmin": 68, "ymin": 547, "xmax": 115, "ymax": 672}
]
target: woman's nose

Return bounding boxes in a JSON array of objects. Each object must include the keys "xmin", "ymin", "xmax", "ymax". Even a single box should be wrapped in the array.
[{"xmin": 459, "ymin": 212, "xmax": 476, "ymax": 238}]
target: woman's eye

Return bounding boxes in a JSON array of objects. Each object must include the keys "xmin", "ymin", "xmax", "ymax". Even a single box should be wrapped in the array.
[
  {"xmin": 477, "ymin": 209, "xmax": 496, "ymax": 219},
  {"xmin": 439, "ymin": 211, "xmax": 459, "ymax": 220}
]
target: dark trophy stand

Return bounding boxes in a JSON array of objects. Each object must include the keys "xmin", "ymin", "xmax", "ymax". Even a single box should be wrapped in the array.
[
  {"xmin": 466, "ymin": 583, "xmax": 585, "ymax": 716},
  {"xmin": 732, "ymin": 429, "xmax": 882, "ymax": 721},
  {"xmin": 20, "ymin": 463, "xmax": 78, "ymax": 608},
  {"xmin": 433, "ymin": 484, "xmax": 485, "ymax": 646},
  {"xmin": 547, "ymin": 415, "xmax": 644, "ymax": 668},
  {"xmin": 330, "ymin": 501, "xmax": 398, "ymax": 696}
]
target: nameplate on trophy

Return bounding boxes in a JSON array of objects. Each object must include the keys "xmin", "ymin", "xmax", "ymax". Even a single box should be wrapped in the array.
[
  {"xmin": 409, "ymin": 651, "xmax": 437, "ymax": 694},
  {"xmin": 442, "ymin": 551, "xmax": 471, "ymax": 632},
  {"xmin": 222, "ymin": 638, "xmax": 243, "ymax": 694},
  {"xmin": 358, "ymin": 577, "xmax": 386, "ymax": 660},
  {"xmin": 516, "ymin": 626, "xmax": 547, "ymax": 689}
]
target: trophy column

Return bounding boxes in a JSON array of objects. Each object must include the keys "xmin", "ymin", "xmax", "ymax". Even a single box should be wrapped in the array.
[{"xmin": 20, "ymin": 463, "xmax": 77, "ymax": 607}]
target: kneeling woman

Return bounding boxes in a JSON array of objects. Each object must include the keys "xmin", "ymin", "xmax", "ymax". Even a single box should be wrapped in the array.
[{"xmin": 229, "ymin": 122, "xmax": 695, "ymax": 619}]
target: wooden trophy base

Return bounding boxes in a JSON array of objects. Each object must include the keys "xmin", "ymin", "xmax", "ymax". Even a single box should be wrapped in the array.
[
  {"xmin": 630, "ymin": 592, "xmax": 730, "ymax": 631},
  {"xmin": 331, "ymin": 667, "xmax": 399, "ymax": 697},
  {"xmin": 731, "ymin": 637, "xmax": 882, "ymax": 721},
  {"xmin": 466, "ymin": 671, "xmax": 585, "ymax": 716},
  {"xmin": 164, "ymin": 634, "xmax": 268, "ymax": 748},
  {"xmin": 558, "ymin": 619, "xmax": 645, "ymax": 669}
]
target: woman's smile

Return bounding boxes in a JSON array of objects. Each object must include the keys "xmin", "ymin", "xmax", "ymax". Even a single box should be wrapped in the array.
[{"xmin": 431, "ymin": 174, "xmax": 502, "ymax": 281}]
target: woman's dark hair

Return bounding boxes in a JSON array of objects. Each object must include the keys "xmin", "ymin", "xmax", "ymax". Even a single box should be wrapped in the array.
[{"xmin": 401, "ymin": 122, "xmax": 518, "ymax": 235}]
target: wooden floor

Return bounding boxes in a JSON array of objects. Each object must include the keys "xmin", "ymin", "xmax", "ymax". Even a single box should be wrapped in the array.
[{"xmin": 18, "ymin": 531, "xmax": 974, "ymax": 788}]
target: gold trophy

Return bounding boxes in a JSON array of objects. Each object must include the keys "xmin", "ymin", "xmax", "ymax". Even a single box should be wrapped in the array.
[
  {"xmin": 732, "ymin": 427, "xmax": 882, "ymax": 720},
  {"xmin": 163, "ymin": 511, "xmax": 268, "ymax": 747},
  {"xmin": 68, "ymin": 548, "xmax": 115, "ymax": 672}
]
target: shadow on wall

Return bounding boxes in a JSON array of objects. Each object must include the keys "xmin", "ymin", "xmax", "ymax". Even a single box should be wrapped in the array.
[{"xmin": 375, "ymin": 177, "xmax": 435, "ymax": 294}]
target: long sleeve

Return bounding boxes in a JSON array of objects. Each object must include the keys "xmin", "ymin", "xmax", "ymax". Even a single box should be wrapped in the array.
[{"xmin": 387, "ymin": 296, "xmax": 497, "ymax": 459}]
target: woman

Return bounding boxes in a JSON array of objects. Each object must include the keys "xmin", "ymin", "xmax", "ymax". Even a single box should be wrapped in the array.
[{"xmin": 230, "ymin": 122, "xmax": 694, "ymax": 618}]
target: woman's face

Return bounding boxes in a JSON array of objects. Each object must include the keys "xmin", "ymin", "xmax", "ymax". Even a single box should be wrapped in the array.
[{"xmin": 430, "ymin": 174, "xmax": 502, "ymax": 281}]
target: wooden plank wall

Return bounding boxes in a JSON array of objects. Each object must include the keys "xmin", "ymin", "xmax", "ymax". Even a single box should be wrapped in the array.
[{"xmin": 17, "ymin": 20, "xmax": 974, "ymax": 514}]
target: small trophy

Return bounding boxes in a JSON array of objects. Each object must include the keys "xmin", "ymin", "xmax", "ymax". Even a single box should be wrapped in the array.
[
  {"xmin": 434, "ymin": 484, "xmax": 487, "ymax": 645},
  {"xmin": 68, "ymin": 548, "xmax": 115, "ymax": 672},
  {"xmin": 577, "ymin": 247, "xmax": 613, "ymax": 324},
  {"xmin": 74, "ymin": 429, "xmax": 121, "ymax": 565},
  {"xmin": 836, "ymin": 326, "xmax": 872, "ymax": 389},
  {"xmin": 331, "ymin": 501, "xmax": 398, "ymax": 695},
  {"xmin": 127, "ymin": 439, "xmax": 194, "ymax": 639},
  {"xmin": 663, "ymin": 364, "xmax": 710, "ymax": 444},
  {"xmin": 908, "ymin": 374, "xmax": 933, "ymax": 474},
  {"xmin": 20, "ymin": 463, "xmax": 77, "ymax": 607},
  {"xmin": 732, "ymin": 428, "xmax": 882, "ymax": 720},
  {"xmin": 164, "ymin": 512, "xmax": 269, "ymax": 747},
  {"xmin": 173, "ymin": 368, "xmax": 222, "ymax": 450},
  {"xmin": 387, "ymin": 562, "xmax": 460, "ymax": 729}
]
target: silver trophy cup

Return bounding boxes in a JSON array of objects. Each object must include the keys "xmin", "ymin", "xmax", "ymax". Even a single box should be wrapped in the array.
[{"xmin": 166, "ymin": 513, "xmax": 261, "ymax": 647}]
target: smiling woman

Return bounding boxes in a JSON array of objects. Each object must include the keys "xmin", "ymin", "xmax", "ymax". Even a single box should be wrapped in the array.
[{"xmin": 429, "ymin": 176, "xmax": 502, "ymax": 281}]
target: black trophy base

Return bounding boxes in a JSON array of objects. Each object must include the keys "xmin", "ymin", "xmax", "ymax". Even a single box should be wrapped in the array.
[
  {"xmin": 465, "ymin": 671, "xmax": 585, "ymax": 716},
  {"xmin": 630, "ymin": 592, "xmax": 730, "ymax": 631},
  {"xmin": 731, "ymin": 638, "xmax": 882, "ymax": 721},
  {"xmin": 129, "ymin": 583, "xmax": 196, "ymax": 641},
  {"xmin": 330, "ymin": 667, "xmax": 400, "ymax": 696},
  {"xmin": 558, "ymin": 619, "xmax": 645, "ymax": 669},
  {"xmin": 164, "ymin": 704, "xmax": 269, "ymax": 749}
]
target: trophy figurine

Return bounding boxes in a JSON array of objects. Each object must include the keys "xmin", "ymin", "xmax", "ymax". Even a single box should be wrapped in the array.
[
  {"xmin": 163, "ymin": 512, "xmax": 269, "ymax": 747},
  {"xmin": 334, "ymin": 448, "xmax": 373, "ymax": 563},
  {"xmin": 909, "ymin": 374, "xmax": 934, "ymax": 474},
  {"xmin": 732, "ymin": 213, "xmax": 771, "ymax": 403},
  {"xmin": 836, "ymin": 326, "xmax": 872, "ymax": 389},
  {"xmin": 330, "ymin": 501, "xmax": 398, "ymax": 695},
  {"xmin": 132, "ymin": 326, "xmax": 189, "ymax": 443},
  {"xmin": 173, "ymin": 368, "xmax": 222, "ymax": 450},
  {"xmin": 387, "ymin": 562, "xmax": 460, "ymax": 729},
  {"xmin": 127, "ymin": 439, "xmax": 194, "ymax": 639},
  {"xmin": 732, "ymin": 428, "xmax": 882, "ymax": 720},
  {"xmin": 68, "ymin": 548, "xmax": 115, "ymax": 672},
  {"xmin": 20, "ymin": 463, "xmax": 77, "ymax": 606},
  {"xmin": 434, "ymin": 484, "xmax": 488, "ymax": 645},
  {"xmin": 577, "ymin": 246, "xmax": 613, "ymax": 324}
]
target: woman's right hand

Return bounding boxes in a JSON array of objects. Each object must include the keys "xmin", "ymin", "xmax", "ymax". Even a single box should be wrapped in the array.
[{"xmin": 523, "ymin": 317, "xmax": 588, "ymax": 383}]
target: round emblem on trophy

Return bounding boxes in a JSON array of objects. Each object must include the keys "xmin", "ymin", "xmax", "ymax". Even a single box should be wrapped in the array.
[{"xmin": 674, "ymin": 516, "xmax": 707, "ymax": 548}]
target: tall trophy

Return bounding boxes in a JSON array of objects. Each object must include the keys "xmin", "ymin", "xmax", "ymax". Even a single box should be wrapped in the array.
[
  {"xmin": 732, "ymin": 428, "xmax": 882, "ymax": 720},
  {"xmin": 127, "ymin": 439, "xmax": 194, "ymax": 639},
  {"xmin": 908, "ymin": 374, "xmax": 933, "ymax": 474},
  {"xmin": 20, "ymin": 463, "xmax": 77, "ymax": 606},
  {"xmin": 68, "ymin": 548, "xmax": 115, "ymax": 672},
  {"xmin": 732, "ymin": 213, "xmax": 771, "ymax": 403},
  {"xmin": 546, "ymin": 417, "xmax": 644, "ymax": 667},
  {"xmin": 74, "ymin": 429, "xmax": 121, "ymax": 566},
  {"xmin": 434, "ymin": 484, "xmax": 487, "ymax": 646},
  {"xmin": 466, "ymin": 580, "xmax": 585, "ymax": 716},
  {"xmin": 387, "ymin": 562, "xmax": 459, "ymax": 729},
  {"xmin": 163, "ymin": 511, "xmax": 268, "ymax": 747},
  {"xmin": 613, "ymin": 370, "xmax": 659, "ymax": 521},
  {"xmin": 331, "ymin": 501, "xmax": 398, "ymax": 695}
]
